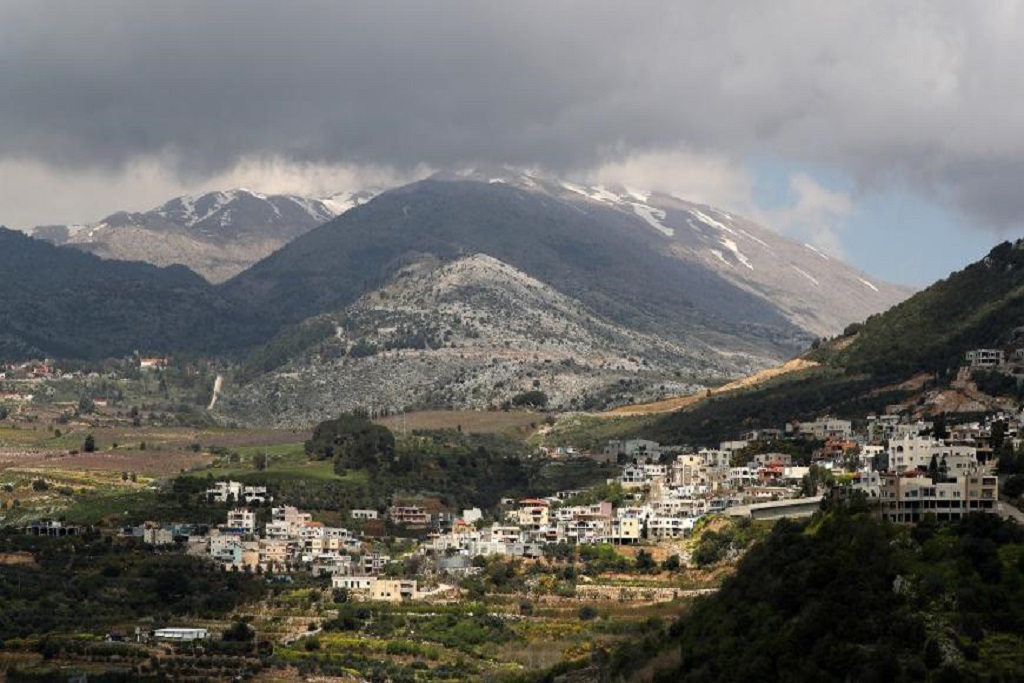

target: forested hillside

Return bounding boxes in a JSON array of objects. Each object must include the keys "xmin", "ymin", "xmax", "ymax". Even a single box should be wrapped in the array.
[
  {"xmin": 600, "ymin": 505, "xmax": 1024, "ymax": 682},
  {"xmin": 815, "ymin": 239, "xmax": 1024, "ymax": 379},
  {"xmin": 0, "ymin": 228, "xmax": 263, "ymax": 359}
]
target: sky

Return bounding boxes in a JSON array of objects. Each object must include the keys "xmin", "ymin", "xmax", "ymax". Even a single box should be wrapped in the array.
[{"xmin": 2, "ymin": 1, "xmax": 1023, "ymax": 287}]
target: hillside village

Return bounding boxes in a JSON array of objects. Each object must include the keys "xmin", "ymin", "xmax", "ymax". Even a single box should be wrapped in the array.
[
  {"xmin": 2, "ymin": 340, "xmax": 1023, "ymax": 682},
  {"xmin": 85, "ymin": 390, "xmax": 1015, "ymax": 612}
]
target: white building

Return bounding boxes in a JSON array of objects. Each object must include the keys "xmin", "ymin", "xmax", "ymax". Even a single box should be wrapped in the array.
[
  {"xmin": 647, "ymin": 516, "xmax": 696, "ymax": 539},
  {"xmin": 966, "ymin": 349, "xmax": 1004, "ymax": 369},
  {"xmin": 887, "ymin": 434, "xmax": 977, "ymax": 474},
  {"xmin": 225, "ymin": 508, "xmax": 257, "ymax": 534},
  {"xmin": 206, "ymin": 481, "xmax": 271, "ymax": 504},
  {"xmin": 332, "ymin": 575, "xmax": 375, "ymax": 591}
]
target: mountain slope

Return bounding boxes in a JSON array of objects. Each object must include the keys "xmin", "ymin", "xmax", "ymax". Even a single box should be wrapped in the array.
[
  {"xmin": 635, "ymin": 239, "xmax": 1024, "ymax": 446},
  {"xmin": 224, "ymin": 174, "xmax": 905, "ymax": 369},
  {"xmin": 0, "ymin": 228, "xmax": 262, "ymax": 359},
  {"xmin": 30, "ymin": 188, "xmax": 375, "ymax": 282},
  {"xmin": 219, "ymin": 253, "xmax": 736, "ymax": 427},
  {"xmin": 814, "ymin": 239, "xmax": 1024, "ymax": 377}
]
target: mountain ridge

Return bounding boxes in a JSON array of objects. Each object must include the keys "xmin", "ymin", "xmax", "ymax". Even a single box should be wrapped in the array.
[{"xmin": 27, "ymin": 188, "xmax": 376, "ymax": 282}]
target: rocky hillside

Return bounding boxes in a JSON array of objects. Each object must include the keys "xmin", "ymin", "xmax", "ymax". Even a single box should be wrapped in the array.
[
  {"xmin": 217, "ymin": 253, "xmax": 742, "ymax": 427},
  {"xmin": 224, "ymin": 174, "xmax": 909, "ymax": 367},
  {"xmin": 29, "ymin": 188, "xmax": 375, "ymax": 282}
]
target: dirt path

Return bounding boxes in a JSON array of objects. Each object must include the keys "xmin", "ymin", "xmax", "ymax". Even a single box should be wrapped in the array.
[
  {"xmin": 207, "ymin": 374, "xmax": 224, "ymax": 411},
  {"xmin": 601, "ymin": 358, "xmax": 818, "ymax": 417}
]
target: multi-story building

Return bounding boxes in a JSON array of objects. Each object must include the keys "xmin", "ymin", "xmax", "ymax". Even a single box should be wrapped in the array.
[
  {"xmin": 879, "ymin": 468, "xmax": 998, "ymax": 523},
  {"xmin": 887, "ymin": 434, "xmax": 977, "ymax": 474},
  {"xmin": 390, "ymin": 505, "xmax": 431, "ymax": 526},
  {"xmin": 790, "ymin": 417, "xmax": 853, "ymax": 441},
  {"xmin": 966, "ymin": 349, "xmax": 1004, "ymax": 368},
  {"xmin": 224, "ymin": 508, "xmax": 257, "ymax": 534},
  {"xmin": 206, "ymin": 481, "xmax": 271, "ymax": 504},
  {"xmin": 516, "ymin": 499, "xmax": 550, "ymax": 530},
  {"xmin": 647, "ymin": 516, "xmax": 696, "ymax": 539}
]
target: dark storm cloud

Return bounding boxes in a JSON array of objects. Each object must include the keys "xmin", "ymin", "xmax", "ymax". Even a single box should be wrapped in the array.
[{"xmin": 3, "ymin": 1, "xmax": 1024, "ymax": 228}]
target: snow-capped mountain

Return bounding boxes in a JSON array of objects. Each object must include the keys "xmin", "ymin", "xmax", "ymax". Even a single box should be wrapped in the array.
[
  {"xmin": 443, "ymin": 168, "xmax": 912, "ymax": 338},
  {"xmin": 224, "ymin": 171, "xmax": 911, "ymax": 383},
  {"xmin": 28, "ymin": 188, "xmax": 377, "ymax": 282}
]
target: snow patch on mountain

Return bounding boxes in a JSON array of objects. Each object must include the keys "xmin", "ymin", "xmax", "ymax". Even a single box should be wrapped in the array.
[
  {"xmin": 720, "ymin": 237, "xmax": 753, "ymax": 269},
  {"xmin": 690, "ymin": 208, "xmax": 735, "ymax": 235},
  {"xmin": 791, "ymin": 265, "xmax": 820, "ymax": 286},
  {"xmin": 804, "ymin": 243, "xmax": 831, "ymax": 260},
  {"xmin": 857, "ymin": 277, "xmax": 879, "ymax": 292},
  {"xmin": 632, "ymin": 204, "xmax": 674, "ymax": 237}
]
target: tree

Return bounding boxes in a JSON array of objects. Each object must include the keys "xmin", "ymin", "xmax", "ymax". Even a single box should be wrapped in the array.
[
  {"xmin": 991, "ymin": 420, "xmax": 1008, "ymax": 451},
  {"xmin": 253, "ymin": 452, "xmax": 268, "ymax": 471},
  {"xmin": 83, "ymin": 434, "xmax": 96, "ymax": 453},
  {"xmin": 635, "ymin": 549, "xmax": 657, "ymax": 573},
  {"xmin": 305, "ymin": 413, "xmax": 395, "ymax": 472},
  {"xmin": 222, "ymin": 621, "xmax": 255, "ymax": 642},
  {"xmin": 510, "ymin": 390, "xmax": 548, "ymax": 409}
]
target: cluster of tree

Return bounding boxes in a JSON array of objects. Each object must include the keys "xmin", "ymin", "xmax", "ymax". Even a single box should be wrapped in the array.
[
  {"xmin": 600, "ymin": 505, "xmax": 1024, "ymax": 682},
  {"xmin": 997, "ymin": 445, "xmax": 1024, "ymax": 475},
  {"xmin": 646, "ymin": 371, "xmax": 905, "ymax": 447},
  {"xmin": 732, "ymin": 438, "xmax": 821, "ymax": 467},
  {"xmin": 299, "ymin": 415, "xmax": 614, "ymax": 514},
  {"xmin": 305, "ymin": 413, "xmax": 396, "ymax": 471},
  {"xmin": 509, "ymin": 390, "xmax": 549, "ymax": 409},
  {"xmin": 972, "ymin": 369, "xmax": 1024, "ymax": 400},
  {"xmin": 0, "ymin": 530, "xmax": 267, "ymax": 641}
]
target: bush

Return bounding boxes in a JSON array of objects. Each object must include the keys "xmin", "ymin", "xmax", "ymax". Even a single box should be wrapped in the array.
[
  {"xmin": 511, "ymin": 390, "xmax": 548, "ymax": 408},
  {"xmin": 578, "ymin": 605, "xmax": 598, "ymax": 621}
]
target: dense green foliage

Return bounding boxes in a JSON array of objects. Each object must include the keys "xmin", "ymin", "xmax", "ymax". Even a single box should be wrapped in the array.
[
  {"xmin": 972, "ymin": 369, "xmax": 1024, "ymax": 400},
  {"xmin": 646, "ymin": 370, "xmax": 910, "ymax": 446},
  {"xmin": 235, "ymin": 318, "xmax": 335, "ymax": 381},
  {"xmin": 815, "ymin": 240, "xmax": 1024, "ymax": 379},
  {"xmin": 511, "ymin": 390, "xmax": 549, "ymax": 408},
  {"xmin": 305, "ymin": 413, "xmax": 396, "ymax": 471},
  {"xmin": 0, "ymin": 530, "xmax": 266, "ymax": 641},
  {"xmin": 194, "ymin": 417, "xmax": 615, "ymax": 516},
  {"xmin": 604, "ymin": 509, "xmax": 1024, "ymax": 683},
  {"xmin": 0, "ymin": 228, "xmax": 265, "ymax": 360}
]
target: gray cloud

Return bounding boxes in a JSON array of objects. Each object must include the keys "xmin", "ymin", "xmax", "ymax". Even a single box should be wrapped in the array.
[{"xmin": 2, "ymin": 1, "xmax": 1024, "ymax": 229}]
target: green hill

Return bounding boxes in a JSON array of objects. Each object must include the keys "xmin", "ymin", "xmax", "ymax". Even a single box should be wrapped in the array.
[
  {"xmin": 600, "ymin": 506, "xmax": 1024, "ymax": 683},
  {"xmin": 0, "ymin": 228, "xmax": 264, "ymax": 359},
  {"xmin": 817, "ymin": 239, "xmax": 1024, "ymax": 379}
]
